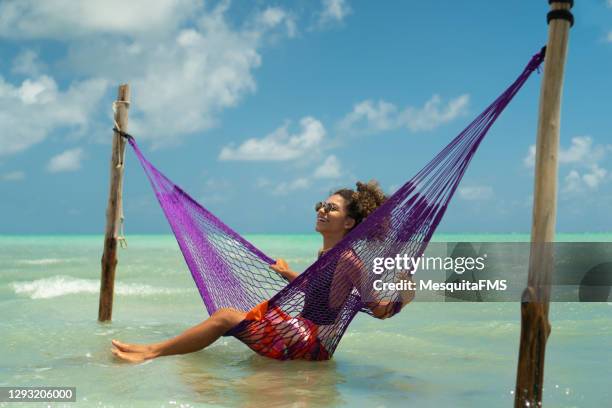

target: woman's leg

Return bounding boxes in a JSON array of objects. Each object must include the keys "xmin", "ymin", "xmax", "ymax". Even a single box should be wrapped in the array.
[{"xmin": 111, "ymin": 308, "xmax": 246, "ymax": 362}]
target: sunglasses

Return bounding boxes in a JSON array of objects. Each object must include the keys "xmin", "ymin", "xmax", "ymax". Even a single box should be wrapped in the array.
[{"xmin": 315, "ymin": 201, "xmax": 340, "ymax": 213}]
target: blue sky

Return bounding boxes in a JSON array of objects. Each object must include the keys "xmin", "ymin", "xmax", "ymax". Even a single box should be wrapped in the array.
[{"xmin": 0, "ymin": 0, "xmax": 611, "ymax": 235}]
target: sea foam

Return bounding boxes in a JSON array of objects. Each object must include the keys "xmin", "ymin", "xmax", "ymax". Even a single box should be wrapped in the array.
[
  {"xmin": 10, "ymin": 275, "xmax": 187, "ymax": 299},
  {"xmin": 17, "ymin": 258, "xmax": 65, "ymax": 266}
]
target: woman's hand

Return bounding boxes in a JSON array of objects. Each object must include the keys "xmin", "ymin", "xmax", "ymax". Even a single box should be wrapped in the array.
[
  {"xmin": 269, "ymin": 259, "xmax": 299, "ymax": 282},
  {"xmin": 367, "ymin": 271, "xmax": 415, "ymax": 319},
  {"xmin": 396, "ymin": 271, "xmax": 416, "ymax": 305}
]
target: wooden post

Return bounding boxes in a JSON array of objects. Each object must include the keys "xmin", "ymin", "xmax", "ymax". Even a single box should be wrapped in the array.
[
  {"xmin": 99, "ymin": 84, "xmax": 130, "ymax": 322},
  {"xmin": 514, "ymin": 2, "xmax": 572, "ymax": 406}
]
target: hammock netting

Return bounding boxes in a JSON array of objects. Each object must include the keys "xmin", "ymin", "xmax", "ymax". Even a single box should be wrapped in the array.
[{"xmin": 126, "ymin": 49, "xmax": 544, "ymax": 360}]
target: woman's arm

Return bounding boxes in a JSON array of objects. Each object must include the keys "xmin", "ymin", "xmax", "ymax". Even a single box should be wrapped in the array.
[
  {"xmin": 340, "ymin": 252, "xmax": 415, "ymax": 319},
  {"xmin": 363, "ymin": 272, "xmax": 415, "ymax": 319},
  {"xmin": 269, "ymin": 259, "xmax": 300, "ymax": 282}
]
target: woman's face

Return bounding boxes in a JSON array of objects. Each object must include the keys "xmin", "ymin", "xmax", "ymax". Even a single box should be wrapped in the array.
[{"xmin": 315, "ymin": 194, "xmax": 355, "ymax": 235}]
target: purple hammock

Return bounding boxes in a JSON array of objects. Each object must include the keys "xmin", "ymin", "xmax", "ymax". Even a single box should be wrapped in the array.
[{"xmin": 124, "ymin": 49, "xmax": 544, "ymax": 360}]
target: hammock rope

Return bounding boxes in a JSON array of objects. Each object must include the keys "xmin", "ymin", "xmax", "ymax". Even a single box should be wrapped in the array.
[{"xmin": 124, "ymin": 48, "xmax": 545, "ymax": 360}]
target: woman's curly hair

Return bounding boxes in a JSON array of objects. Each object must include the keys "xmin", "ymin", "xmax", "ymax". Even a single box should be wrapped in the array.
[{"xmin": 333, "ymin": 180, "xmax": 387, "ymax": 230}]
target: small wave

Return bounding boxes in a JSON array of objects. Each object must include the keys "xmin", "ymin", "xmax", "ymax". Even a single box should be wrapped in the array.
[
  {"xmin": 17, "ymin": 258, "xmax": 65, "ymax": 266},
  {"xmin": 9, "ymin": 275, "xmax": 188, "ymax": 299}
]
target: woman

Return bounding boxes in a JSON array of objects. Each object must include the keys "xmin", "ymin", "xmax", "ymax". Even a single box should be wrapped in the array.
[{"xmin": 111, "ymin": 180, "xmax": 414, "ymax": 362}]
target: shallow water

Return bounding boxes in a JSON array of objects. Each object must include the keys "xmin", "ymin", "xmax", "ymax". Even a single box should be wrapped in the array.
[{"xmin": 0, "ymin": 234, "xmax": 610, "ymax": 407}]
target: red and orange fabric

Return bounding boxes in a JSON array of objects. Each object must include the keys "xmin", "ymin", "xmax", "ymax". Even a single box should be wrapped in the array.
[{"xmin": 232, "ymin": 300, "xmax": 330, "ymax": 361}]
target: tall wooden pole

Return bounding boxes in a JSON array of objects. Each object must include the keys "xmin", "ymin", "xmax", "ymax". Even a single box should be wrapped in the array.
[
  {"xmin": 99, "ymin": 84, "xmax": 130, "ymax": 322},
  {"xmin": 515, "ymin": 1, "xmax": 572, "ymax": 406}
]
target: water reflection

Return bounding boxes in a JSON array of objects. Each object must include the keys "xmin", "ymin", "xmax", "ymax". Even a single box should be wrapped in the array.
[{"xmin": 175, "ymin": 346, "xmax": 345, "ymax": 407}]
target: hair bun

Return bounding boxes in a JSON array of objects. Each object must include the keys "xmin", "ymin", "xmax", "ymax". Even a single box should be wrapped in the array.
[
  {"xmin": 354, "ymin": 179, "xmax": 386, "ymax": 218},
  {"xmin": 332, "ymin": 180, "xmax": 387, "ymax": 230}
]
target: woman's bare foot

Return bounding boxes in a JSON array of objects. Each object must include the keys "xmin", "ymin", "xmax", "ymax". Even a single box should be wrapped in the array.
[
  {"xmin": 110, "ymin": 309, "xmax": 245, "ymax": 363},
  {"xmin": 111, "ymin": 339, "xmax": 159, "ymax": 363},
  {"xmin": 111, "ymin": 347, "xmax": 155, "ymax": 363},
  {"xmin": 111, "ymin": 339, "xmax": 151, "ymax": 353}
]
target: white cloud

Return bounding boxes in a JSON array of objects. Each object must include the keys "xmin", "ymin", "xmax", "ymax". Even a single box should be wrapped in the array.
[
  {"xmin": 11, "ymin": 49, "xmax": 46, "ymax": 76},
  {"xmin": 219, "ymin": 117, "xmax": 325, "ymax": 161},
  {"xmin": 248, "ymin": 154, "xmax": 341, "ymax": 195},
  {"xmin": 525, "ymin": 136, "xmax": 610, "ymax": 194},
  {"xmin": 319, "ymin": 0, "xmax": 351, "ymax": 25},
  {"xmin": 400, "ymin": 95, "xmax": 470, "ymax": 131},
  {"xmin": 199, "ymin": 176, "xmax": 234, "ymax": 204},
  {"xmin": 0, "ymin": 2, "xmax": 297, "ymax": 151},
  {"xmin": 583, "ymin": 165, "xmax": 607, "ymax": 188},
  {"xmin": 314, "ymin": 155, "xmax": 342, "ymax": 179},
  {"xmin": 82, "ymin": 3, "xmax": 295, "ymax": 147},
  {"xmin": 339, "ymin": 94, "xmax": 469, "ymax": 135},
  {"xmin": 1, "ymin": 171, "xmax": 25, "ymax": 181},
  {"xmin": 0, "ymin": 75, "xmax": 108, "ymax": 156},
  {"xmin": 559, "ymin": 136, "xmax": 606, "ymax": 164},
  {"xmin": 255, "ymin": 7, "xmax": 297, "ymax": 37},
  {"xmin": 46, "ymin": 148, "xmax": 85, "ymax": 173},
  {"xmin": 606, "ymin": 0, "xmax": 612, "ymax": 41},
  {"xmin": 340, "ymin": 100, "xmax": 397, "ymax": 133},
  {"xmin": 255, "ymin": 177, "xmax": 272, "ymax": 188},
  {"xmin": 562, "ymin": 165, "xmax": 608, "ymax": 194},
  {"xmin": 524, "ymin": 136, "xmax": 608, "ymax": 168},
  {"xmin": 0, "ymin": 0, "xmax": 201, "ymax": 39},
  {"xmin": 458, "ymin": 185, "xmax": 494, "ymax": 201},
  {"xmin": 605, "ymin": 0, "xmax": 612, "ymax": 41},
  {"xmin": 272, "ymin": 177, "xmax": 311, "ymax": 195},
  {"xmin": 523, "ymin": 145, "xmax": 536, "ymax": 167}
]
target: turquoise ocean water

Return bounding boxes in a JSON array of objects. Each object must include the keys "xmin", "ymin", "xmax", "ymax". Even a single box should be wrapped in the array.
[{"xmin": 0, "ymin": 234, "xmax": 611, "ymax": 407}]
